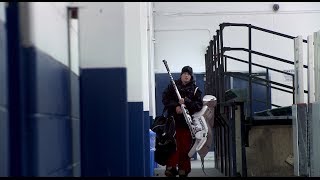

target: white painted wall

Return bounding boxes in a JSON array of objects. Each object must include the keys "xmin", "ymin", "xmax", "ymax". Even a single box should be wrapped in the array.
[
  {"xmin": 19, "ymin": 2, "xmax": 80, "ymax": 74},
  {"xmin": 78, "ymin": 2, "xmax": 126, "ymax": 68},
  {"xmin": 154, "ymin": 2, "xmax": 320, "ymax": 107},
  {"xmin": 0, "ymin": 2, "xmax": 5, "ymax": 22},
  {"xmin": 155, "ymin": 29, "xmax": 210, "ymax": 73},
  {"xmin": 28, "ymin": 2, "xmax": 70, "ymax": 66},
  {"xmin": 154, "ymin": 2, "xmax": 320, "ymax": 14}
]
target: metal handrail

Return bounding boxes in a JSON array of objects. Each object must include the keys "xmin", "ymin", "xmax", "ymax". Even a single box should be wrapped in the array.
[
  {"xmin": 224, "ymin": 47, "xmax": 309, "ymax": 68},
  {"xmin": 223, "ymin": 55, "xmax": 295, "ymax": 76},
  {"xmin": 220, "ymin": 22, "xmax": 308, "ymax": 43}
]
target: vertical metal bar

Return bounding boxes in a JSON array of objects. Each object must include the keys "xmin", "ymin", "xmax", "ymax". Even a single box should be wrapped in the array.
[
  {"xmin": 266, "ymin": 69, "xmax": 270, "ymax": 109},
  {"xmin": 218, "ymin": 124, "xmax": 221, "ymax": 171},
  {"xmin": 225, "ymin": 56, "xmax": 227, "ymax": 73},
  {"xmin": 216, "ymin": 30, "xmax": 220, "ymax": 112},
  {"xmin": 307, "ymin": 35, "xmax": 315, "ymax": 104},
  {"xmin": 220, "ymin": 123, "xmax": 223, "ymax": 173},
  {"xmin": 248, "ymin": 25, "xmax": 253, "ymax": 119},
  {"xmin": 209, "ymin": 40, "xmax": 214, "ymax": 95},
  {"xmin": 224, "ymin": 110, "xmax": 229, "ymax": 176},
  {"xmin": 240, "ymin": 103, "xmax": 247, "ymax": 177},
  {"xmin": 231, "ymin": 104, "xmax": 237, "ymax": 176},
  {"xmin": 208, "ymin": 49, "xmax": 211, "ymax": 96},
  {"xmin": 293, "ymin": 76, "xmax": 295, "ymax": 104},
  {"xmin": 225, "ymin": 122, "xmax": 229, "ymax": 176},
  {"xmin": 218, "ymin": 123, "xmax": 222, "ymax": 171},
  {"xmin": 213, "ymin": 124, "xmax": 218, "ymax": 168},
  {"xmin": 219, "ymin": 25, "xmax": 225, "ymax": 104},
  {"xmin": 216, "ymin": 125, "xmax": 219, "ymax": 171},
  {"xmin": 205, "ymin": 47, "xmax": 210, "ymax": 95},
  {"xmin": 213, "ymin": 35, "xmax": 217, "ymax": 96},
  {"xmin": 207, "ymin": 46, "xmax": 211, "ymax": 95},
  {"xmin": 222, "ymin": 122, "xmax": 225, "ymax": 174},
  {"xmin": 226, "ymin": 108, "xmax": 231, "ymax": 176}
]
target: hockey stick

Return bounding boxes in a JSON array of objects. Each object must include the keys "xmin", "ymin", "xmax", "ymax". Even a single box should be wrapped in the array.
[{"xmin": 162, "ymin": 60, "xmax": 198, "ymax": 139}]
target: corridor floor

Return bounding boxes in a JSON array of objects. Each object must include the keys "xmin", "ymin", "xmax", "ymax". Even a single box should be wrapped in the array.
[{"xmin": 153, "ymin": 152, "xmax": 225, "ymax": 177}]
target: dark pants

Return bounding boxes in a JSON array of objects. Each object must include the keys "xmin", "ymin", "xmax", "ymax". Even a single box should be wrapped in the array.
[{"xmin": 166, "ymin": 127, "xmax": 192, "ymax": 174}]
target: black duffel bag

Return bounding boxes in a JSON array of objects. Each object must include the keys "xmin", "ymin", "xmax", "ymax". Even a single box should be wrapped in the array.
[{"xmin": 151, "ymin": 111, "xmax": 176, "ymax": 166}]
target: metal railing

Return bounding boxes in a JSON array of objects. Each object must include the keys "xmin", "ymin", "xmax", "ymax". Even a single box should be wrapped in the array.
[{"xmin": 205, "ymin": 22, "xmax": 309, "ymax": 121}]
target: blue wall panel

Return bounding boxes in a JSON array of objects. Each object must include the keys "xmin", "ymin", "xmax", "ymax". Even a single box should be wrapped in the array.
[
  {"xmin": 21, "ymin": 47, "xmax": 75, "ymax": 176},
  {"xmin": 144, "ymin": 111, "xmax": 150, "ymax": 176},
  {"xmin": 0, "ymin": 19, "xmax": 9, "ymax": 176},
  {"xmin": 29, "ymin": 115, "xmax": 72, "ymax": 176},
  {"xmin": 0, "ymin": 111, "xmax": 8, "ymax": 176},
  {"xmin": 30, "ymin": 49, "xmax": 71, "ymax": 115},
  {"xmin": 80, "ymin": 68, "xmax": 129, "ymax": 176},
  {"xmin": 128, "ymin": 102, "xmax": 144, "ymax": 176}
]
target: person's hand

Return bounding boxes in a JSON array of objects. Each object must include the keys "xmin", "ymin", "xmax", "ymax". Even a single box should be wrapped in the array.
[
  {"xmin": 179, "ymin": 98, "xmax": 184, "ymax": 105},
  {"xmin": 176, "ymin": 106, "xmax": 182, "ymax": 114}
]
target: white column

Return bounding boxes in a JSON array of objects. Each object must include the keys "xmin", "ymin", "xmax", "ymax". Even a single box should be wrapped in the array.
[
  {"xmin": 125, "ymin": 2, "xmax": 143, "ymax": 102},
  {"xmin": 140, "ymin": 2, "xmax": 149, "ymax": 112},
  {"xmin": 308, "ymin": 35, "xmax": 315, "ymax": 103},
  {"xmin": 294, "ymin": 36, "xmax": 305, "ymax": 104},
  {"xmin": 147, "ymin": 2, "xmax": 156, "ymax": 118}
]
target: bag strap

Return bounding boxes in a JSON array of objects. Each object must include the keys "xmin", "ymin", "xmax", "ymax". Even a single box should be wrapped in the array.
[
  {"xmin": 194, "ymin": 87, "xmax": 198, "ymax": 96},
  {"xmin": 162, "ymin": 106, "xmax": 168, "ymax": 116}
]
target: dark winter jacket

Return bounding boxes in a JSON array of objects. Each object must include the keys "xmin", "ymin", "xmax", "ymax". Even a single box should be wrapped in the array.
[{"xmin": 162, "ymin": 79, "xmax": 203, "ymax": 129}]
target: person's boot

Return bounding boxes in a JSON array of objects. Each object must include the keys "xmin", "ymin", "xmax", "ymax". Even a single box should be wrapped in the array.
[
  {"xmin": 165, "ymin": 166, "xmax": 178, "ymax": 177},
  {"xmin": 178, "ymin": 169, "xmax": 188, "ymax": 177}
]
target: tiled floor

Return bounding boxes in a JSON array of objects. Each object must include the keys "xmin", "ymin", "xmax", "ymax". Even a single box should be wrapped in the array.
[{"xmin": 153, "ymin": 152, "xmax": 225, "ymax": 177}]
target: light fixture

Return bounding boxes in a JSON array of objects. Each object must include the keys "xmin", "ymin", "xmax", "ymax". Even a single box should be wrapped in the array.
[{"xmin": 273, "ymin": 4, "xmax": 279, "ymax": 12}]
